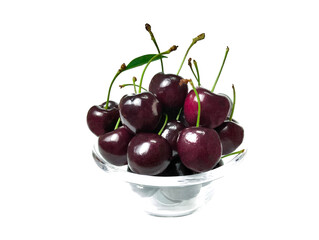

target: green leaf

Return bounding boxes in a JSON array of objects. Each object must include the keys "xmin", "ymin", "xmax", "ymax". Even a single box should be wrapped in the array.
[{"xmin": 126, "ymin": 54, "xmax": 167, "ymax": 70}]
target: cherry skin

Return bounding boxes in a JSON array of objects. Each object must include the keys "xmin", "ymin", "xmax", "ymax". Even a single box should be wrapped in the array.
[
  {"xmin": 215, "ymin": 120, "xmax": 244, "ymax": 155},
  {"xmin": 218, "ymin": 93, "xmax": 233, "ymax": 117},
  {"xmin": 127, "ymin": 133, "xmax": 172, "ymax": 175},
  {"xmin": 183, "ymin": 87, "xmax": 231, "ymax": 129},
  {"xmin": 119, "ymin": 92, "xmax": 162, "ymax": 134},
  {"xmin": 87, "ymin": 101, "xmax": 119, "ymax": 136},
  {"xmin": 98, "ymin": 126, "xmax": 134, "ymax": 166},
  {"xmin": 161, "ymin": 120, "xmax": 185, "ymax": 156},
  {"xmin": 177, "ymin": 126, "xmax": 222, "ymax": 172},
  {"xmin": 149, "ymin": 73, "xmax": 188, "ymax": 114}
]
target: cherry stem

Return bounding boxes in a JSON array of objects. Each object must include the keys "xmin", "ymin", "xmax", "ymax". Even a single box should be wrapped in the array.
[
  {"xmin": 176, "ymin": 107, "xmax": 183, "ymax": 121},
  {"xmin": 221, "ymin": 149, "xmax": 245, "ymax": 158},
  {"xmin": 180, "ymin": 79, "xmax": 201, "ymax": 127},
  {"xmin": 132, "ymin": 76, "xmax": 137, "ymax": 93},
  {"xmin": 158, "ymin": 113, "xmax": 168, "ymax": 136},
  {"xmin": 114, "ymin": 117, "xmax": 121, "ymax": 130},
  {"xmin": 193, "ymin": 59, "xmax": 201, "ymax": 86},
  {"xmin": 229, "ymin": 84, "xmax": 236, "ymax": 121},
  {"xmin": 119, "ymin": 84, "xmax": 147, "ymax": 92},
  {"xmin": 211, "ymin": 46, "xmax": 229, "ymax": 93},
  {"xmin": 188, "ymin": 58, "xmax": 199, "ymax": 85},
  {"xmin": 139, "ymin": 45, "xmax": 178, "ymax": 93},
  {"xmin": 177, "ymin": 33, "xmax": 205, "ymax": 75},
  {"xmin": 105, "ymin": 63, "xmax": 126, "ymax": 110},
  {"xmin": 145, "ymin": 23, "xmax": 164, "ymax": 73}
]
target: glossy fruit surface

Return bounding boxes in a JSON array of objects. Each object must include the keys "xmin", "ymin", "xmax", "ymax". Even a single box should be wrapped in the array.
[
  {"xmin": 87, "ymin": 101, "xmax": 119, "ymax": 136},
  {"xmin": 161, "ymin": 120, "xmax": 184, "ymax": 155},
  {"xmin": 119, "ymin": 92, "xmax": 162, "ymax": 134},
  {"xmin": 98, "ymin": 126, "xmax": 134, "ymax": 166},
  {"xmin": 149, "ymin": 73, "xmax": 188, "ymax": 111},
  {"xmin": 215, "ymin": 121, "xmax": 244, "ymax": 155},
  {"xmin": 183, "ymin": 87, "xmax": 230, "ymax": 129},
  {"xmin": 127, "ymin": 133, "xmax": 172, "ymax": 175},
  {"xmin": 177, "ymin": 126, "xmax": 222, "ymax": 172}
]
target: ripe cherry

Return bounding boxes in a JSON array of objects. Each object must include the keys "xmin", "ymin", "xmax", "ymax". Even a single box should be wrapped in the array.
[{"xmin": 98, "ymin": 126, "xmax": 134, "ymax": 166}]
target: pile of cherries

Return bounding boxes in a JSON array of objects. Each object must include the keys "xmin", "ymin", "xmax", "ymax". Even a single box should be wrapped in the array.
[{"xmin": 87, "ymin": 24, "xmax": 244, "ymax": 176}]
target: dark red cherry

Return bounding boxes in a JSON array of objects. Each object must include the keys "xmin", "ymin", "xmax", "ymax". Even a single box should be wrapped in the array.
[
  {"xmin": 127, "ymin": 133, "xmax": 172, "ymax": 175},
  {"xmin": 177, "ymin": 126, "xmax": 222, "ymax": 172},
  {"xmin": 98, "ymin": 126, "xmax": 134, "ymax": 166},
  {"xmin": 215, "ymin": 120, "xmax": 244, "ymax": 155},
  {"xmin": 119, "ymin": 92, "xmax": 162, "ymax": 134},
  {"xmin": 161, "ymin": 120, "xmax": 185, "ymax": 155},
  {"xmin": 87, "ymin": 101, "xmax": 119, "ymax": 136},
  {"xmin": 218, "ymin": 93, "xmax": 233, "ymax": 117},
  {"xmin": 149, "ymin": 73, "xmax": 188, "ymax": 112},
  {"xmin": 183, "ymin": 87, "xmax": 230, "ymax": 129}
]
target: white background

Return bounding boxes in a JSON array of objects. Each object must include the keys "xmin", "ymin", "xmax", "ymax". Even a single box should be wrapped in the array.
[{"xmin": 1, "ymin": 0, "xmax": 319, "ymax": 239}]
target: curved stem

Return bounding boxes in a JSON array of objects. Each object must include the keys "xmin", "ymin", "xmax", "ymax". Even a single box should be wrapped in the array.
[
  {"xmin": 105, "ymin": 63, "xmax": 126, "ymax": 110},
  {"xmin": 105, "ymin": 71, "xmax": 121, "ymax": 110},
  {"xmin": 180, "ymin": 79, "xmax": 201, "ymax": 127},
  {"xmin": 132, "ymin": 77, "xmax": 137, "ymax": 93},
  {"xmin": 176, "ymin": 107, "xmax": 183, "ymax": 121},
  {"xmin": 193, "ymin": 59, "xmax": 201, "ymax": 86},
  {"xmin": 119, "ymin": 84, "xmax": 147, "ymax": 92},
  {"xmin": 221, "ymin": 149, "xmax": 245, "ymax": 158},
  {"xmin": 139, "ymin": 45, "xmax": 178, "ymax": 93},
  {"xmin": 229, "ymin": 84, "xmax": 236, "ymax": 121},
  {"xmin": 177, "ymin": 33, "xmax": 205, "ymax": 75},
  {"xmin": 211, "ymin": 46, "xmax": 229, "ymax": 93},
  {"xmin": 190, "ymin": 81, "xmax": 201, "ymax": 127},
  {"xmin": 177, "ymin": 42, "xmax": 194, "ymax": 75},
  {"xmin": 114, "ymin": 117, "xmax": 121, "ymax": 130},
  {"xmin": 188, "ymin": 58, "xmax": 199, "ymax": 84},
  {"xmin": 158, "ymin": 113, "xmax": 168, "ymax": 135},
  {"xmin": 145, "ymin": 23, "xmax": 164, "ymax": 72},
  {"xmin": 153, "ymin": 40, "xmax": 164, "ymax": 73}
]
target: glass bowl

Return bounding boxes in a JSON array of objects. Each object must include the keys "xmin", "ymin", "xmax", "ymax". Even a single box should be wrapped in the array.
[{"xmin": 92, "ymin": 141, "xmax": 247, "ymax": 217}]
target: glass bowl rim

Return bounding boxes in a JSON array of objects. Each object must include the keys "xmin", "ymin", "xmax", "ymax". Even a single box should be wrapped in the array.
[{"xmin": 92, "ymin": 141, "xmax": 247, "ymax": 187}]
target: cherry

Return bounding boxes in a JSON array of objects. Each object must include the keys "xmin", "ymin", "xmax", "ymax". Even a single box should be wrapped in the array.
[
  {"xmin": 177, "ymin": 126, "xmax": 222, "ymax": 172},
  {"xmin": 86, "ymin": 101, "xmax": 119, "ymax": 136},
  {"xmin": 147, "ymin": 33, "xmax": 205, "ymax": 119},
  {"xmin": 87, "ymin": 63, "xmax": 126, "ymax": 136},
  {"xmin": 161, "ymin": 120, "xmax": 185, "ymax": 155},
  {"xmin": 177, "ymin": 79, "xmax": 222, "ymax": 172},
  {"xmin": 149, "ymin": 73, "xmax": 188, "ymax": 113},
  {"xmin": 98, "ymin": 126, "xmax": 134, "ymax": 166},
  {"xmin": 127, "ymin": 133, "xmax": 172, "ymax": 175},
  {"xmin": 119, "ymin": 92, "xmax": 162, "ymax": 133},
  {"xmin": 216, "ymin": 121, "xmax": 244, "ymax": 154},
  {"xmin": 215, "ymin": 85, "xmax": 244, "ymax": 155},
  {"xmin": 184, "ymin": 88, "xmax": 230, "ymax": 129},
  {"xmin": 183, "ymin": 47, "xmax": 231, "ymax": 129},
  {"xmin": 119, "ymin": 45, "xmax": 179, "ymax": 134}
]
